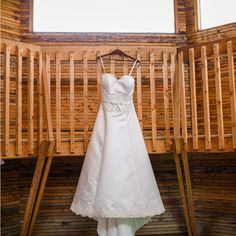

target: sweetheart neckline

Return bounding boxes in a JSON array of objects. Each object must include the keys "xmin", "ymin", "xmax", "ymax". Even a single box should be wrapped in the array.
[{"xmin": 102, "ymin": 73, "xmax": 134, "ymax": 82}]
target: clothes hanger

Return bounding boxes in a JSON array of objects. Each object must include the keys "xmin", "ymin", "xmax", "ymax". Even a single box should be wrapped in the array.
[{"xmin": 96, "ymin": 49, "xmax": 141, "ymax": 63}]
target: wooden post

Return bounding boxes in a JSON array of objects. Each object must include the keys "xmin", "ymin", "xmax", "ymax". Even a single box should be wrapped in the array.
[
  {"xmin": 150, "ymin": 52, "xmax": 157, "ymax": 151},
  {"xmin": 96, "ymin": 51, "xmax": 102, "ymax": 107},
  {"xmin": 189, "ymin": 48, "xmax": 198, "ymax": 150},
  {"xmin": 83, "ymin": 51, "xmax": 88, "ymax": 152},
  {"xmin": 56, "ymin": 51, "xmax": 61, "ymax": 153},
  {"xmin": 180, "ymin": 138, "xmax": 197, "ymax": 235},
  {"xmin": 70, "ymin": 52, "xmax": 75, "ymax": 153},
  {"xmin": 172, "ymin": 139, "xmax": 193, "ymax": 236}
]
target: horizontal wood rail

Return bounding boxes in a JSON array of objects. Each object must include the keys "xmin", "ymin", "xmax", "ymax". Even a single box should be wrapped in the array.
[{"xmin": 1, "ymin": 38, "xmax": 236, "ymax": 158}]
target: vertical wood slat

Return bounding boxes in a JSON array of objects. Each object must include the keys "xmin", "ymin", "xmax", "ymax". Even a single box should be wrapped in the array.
[
  {"xmin": 201, "ymin": 46, "xmax": 211, "ymax": 150},
  {"xmin": 56, "ymin": 51, "xmax": 61, "ymax": 153},
  {"xmin": 123, "ymin": 55, "xmax": 128, "ymax": 75},
  {"xmin": 227, "ymin": 41, "xmax": 236, "ymax": 149},
  {"xmin": 45, "ymin": 53, "xmax": 51, "ymax": 103},
  {"xmin": 163, "ymin": 52, "xmax": 170, "ymax": 150},
  {"xmin": 189, "ymin": 48, "xmax": 198, "ymax": 150},
  {"xmin": 150, "ymin": 52, "xmax": 157, "ymax": 151},
  {"xmin": 178, "ymin": 51, "xmax": 188, "ymax": 143},
  {"xmin": 110, "ymin": 54, "xmax": 115, "ymax": 74},
  {"xmin": 28, "ymin": 49, "xmax": 34, "ymax": 155},
  {"xmin": 37, "ymin": 52, "xmax": 43, "ymax": 148},
  {"xmin": 42, "ymin": 56, "xmax": 54, "ymax": 141},
  {"xmin": 16, "ymin": 46, "xmax": 22, "ymax": 155},
  {"xmin": 83, "ymin": 51, "xmax": 88, "ymax": 152},
  {"xmin": 3, "ymin": 44, "xmax": 10, "ymax": 156},
  {"xmin": 213, "ymin": 43, "xmax": 224, "ymax": 149},
  {"xmin": 70, "ymin": 52, "xmax": 75, "ymax": 153},
  {"xmin": 96, "ymin": 52, "xmax": 102, "ymax": 107},
  {"xmin": 136, "ymin": 51, "xmax": 143, "ymax": 130}
]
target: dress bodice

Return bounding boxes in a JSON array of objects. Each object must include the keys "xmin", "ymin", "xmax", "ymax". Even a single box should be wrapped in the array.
[{"xmin": 101, "ymin": 73, "xmax": 135, "ymax": 113}]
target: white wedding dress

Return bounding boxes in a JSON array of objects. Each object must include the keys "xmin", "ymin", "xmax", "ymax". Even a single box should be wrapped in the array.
[{"xmin": 70, "ymin": 58, "xmax": 166, "ymax": 236}]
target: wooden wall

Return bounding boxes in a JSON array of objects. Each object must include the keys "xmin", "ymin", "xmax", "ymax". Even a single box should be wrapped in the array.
[
  {"xmin": 1, "ymin": 153, "xmax": 236, "ymax": 236},
  {"xmin": 0, "ymin": 0, "xmax": 21, "ymax": 41}
]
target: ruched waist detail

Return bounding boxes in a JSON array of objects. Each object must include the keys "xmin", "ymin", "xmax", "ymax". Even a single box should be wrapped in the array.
[{"xmin": 102, "ymin": 93, "xmax": 133, "ymax": 113}]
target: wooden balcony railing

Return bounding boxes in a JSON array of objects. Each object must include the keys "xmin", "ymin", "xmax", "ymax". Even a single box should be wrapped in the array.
[
  {"xmin": 1, "ymin": 38, "xmax": 236, "ymax": 158},
  {"xmin": 177, "ymin": 37, "xmax": 236, "ymax": 152}
]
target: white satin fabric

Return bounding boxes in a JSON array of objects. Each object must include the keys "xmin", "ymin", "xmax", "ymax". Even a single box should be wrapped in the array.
[{"xmin": 70, "ymin": 73, "xmax": 166, "ymax": 236}]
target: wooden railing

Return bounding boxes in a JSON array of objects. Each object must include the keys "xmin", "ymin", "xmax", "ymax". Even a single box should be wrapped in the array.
[
  {"xmin": 1, "ymin": 38, "xmax": 236, "ymax": 158},
  {"xmin": 177, "ymin": 37, "xmax": 236, "ymax": 152}
]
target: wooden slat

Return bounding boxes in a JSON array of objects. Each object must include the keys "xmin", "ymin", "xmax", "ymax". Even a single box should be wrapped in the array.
[
  {"xmin": 189, "ymin": 48, "xmax": 198, "ymax": 150},
  {"xmin": 163, "ymin": 52, "xmax": 170, "ymax": 150},
  {"xmin": 178, "ymin": 51, "xmax": 187, "ymax": 143},
  {"xmin": 171, "ymin": 53, "xmax": 181, "ymax": 152},
  {"xmin": 83, "ymin": 51, "xmax": 88, "ymax": 152},
  {"xmin": 227, "ymin": 41, "xmax": 236, "ymax": 149},
  {"xmin": 3, "ymin": 44, "xmax": 10, "ymax": 156},
  {"xmin": 56, "ymin": 51, "xmax": 61, "ymax": 153},
  {"xmin": 213, "ymin": 43, "xmax": 224, "ymax": 149},
  {"xmin": 136, "ymin": 51, "xmax": 143, "ymax": 130},
  {"xmin": 96, "ymin": 51, "xmax": 102, "ymax": 107},
  {"xmin": 28, "ymin": 49, "xmax": 34, "ymax": 155},
  {"xmin": 123, "ymin": 55, "xmax": 128, "ymax": 75},
  {"xmin": 20, "ymin": 140, "xmax": 49, "ymax": 236},
  {"xmin": 180, "ymin": 138, "xmax": 197, "ymax": 235},
  {"xmin": 172, "ymin": 139, "xmax": 193, "ymax": 236},
  {"xmin": 37, "ymin": 52, "xmax": 43, "ymax": 148},
  {"xmin": 45, "ymin": 53, "xmax": 51, "ymax": 104},
  {"xmin": 16, "ymin": 46, "xmax": 22, "ymax": 155},
  {"xmin": 42, "ymin": 57, "xmax": 54, "ymax": 141},
  {"xmin": 201, "ymin": 46, "xmax": 211, "ymax": 150},
  {"xmin": 28, "ymin": 141, "xmax": 56, "ymax": 236},
  {"xmin": 150, "ymin": 52, "xmax": 157, "ymax": 151},
  {"xmin": 110, "ymin": 54, "xmax": 115, "ymax": 74},
  {"xmin": 70, "ymin": 52, "xmax": 75, "ymax": 153}
]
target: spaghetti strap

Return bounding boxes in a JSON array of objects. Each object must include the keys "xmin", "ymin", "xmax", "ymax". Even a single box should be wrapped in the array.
[
  {"xmin": 128, "ymin": 59, "xmax": 138, "ymax": 76},
  {"xmin": 99, "ymin": 56, "xmax": 106, "ymax": 73}
]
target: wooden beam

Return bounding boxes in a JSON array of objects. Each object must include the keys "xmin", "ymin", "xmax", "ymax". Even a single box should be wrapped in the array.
[
  {"xmin": 3, "ymin": 44, "xmax": 10, "ymax": 156},
  {"xmin": 172, "ymin": 139, "xmax": 193, "ymax": 236},
  {"xmin": 28, "ymin": 49, "xmax": 34, "ymax": 155},
  {"xmin": 227, "ymin": 41, "xmax": 236, "ymax": 149},
  {"xmin": 213, "ymin": 43, "xmax": 224, "ymax": 149},
  {"xmin": 83, "ymin": 51, "xmax": 88, "ymax": 152},
  {"xmin": 150, "ymin": 52, "xmax": 157, "ymax": 151},
  {"xmin": 180, "ymin": 138, "xmax": 197, "ymax": 235},
  {"xmin": 163, "ymin": 52, "xmax": 170, "ymax": 150},
  {"xmin": 70, "ymin": 52, "xmax": 75, "ymax": 153},
  {"xmin": 178, "ymin": 51, "xmax": 187, "ymax": 143},
  {"xmin": 16, "ymin": 46, "xmax": 22, "ymax": 155},
  {"xmin": 56, "ymin": 51, "xmax": 61, "ymax": 153},
  {"xmin": 20, "ymin": 140, "xmax": 49, "ymax": 236},
  {"xmin": 201, "ymin": 46, "xmax": 211, "ymax": 150},
  {"xmin": 189, "ymin": 48, "xmax": 198, "ymax": 150},
  {"xmin": 136, "ymin": 51, "xmax": 143, "ymax": 130},
  {"xmin": 28, "ymin": 141, "xmax": 56, "ymax": 236},
  {"xmin": 37, "ymin": 52, "xmax": 43, "ymax": 148},
  {"xmin": 96, "ymin": 51, "xmax": 102, "ymax": 107}
]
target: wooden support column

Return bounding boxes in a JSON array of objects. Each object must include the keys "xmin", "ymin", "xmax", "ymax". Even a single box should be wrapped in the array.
[
  {"xmin": 172, "ymin": 139, "xmax": 193, "ymax": 236},
  {"xmin": 96, "ymin": 51, "xmax": 102, "ymax": 107},
  {"xmin": 20, "ymin": 140, "xmax": 49, "ymax": 236},
  {"xmin": 180, "ymin": 138, "xmax": 197, "ymax": 235}
]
